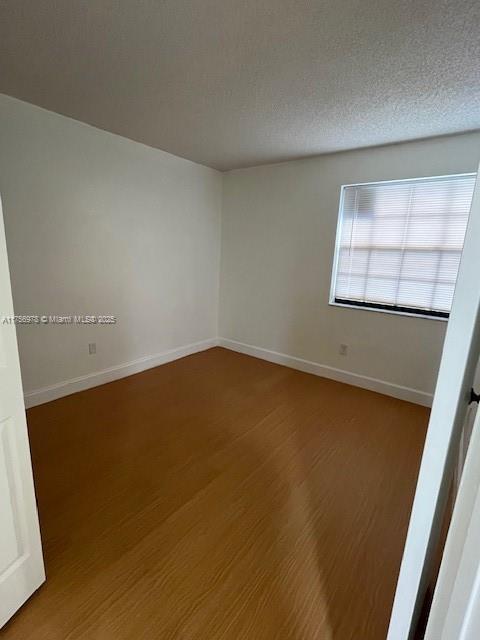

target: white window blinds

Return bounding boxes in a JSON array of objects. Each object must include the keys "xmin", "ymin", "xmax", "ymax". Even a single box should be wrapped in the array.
[{"xmin": 331, "ymin": 174, "xmax": 476, "ymax": 318}]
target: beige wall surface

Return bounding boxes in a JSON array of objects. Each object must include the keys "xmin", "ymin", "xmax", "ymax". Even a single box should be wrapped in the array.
[
  {"xmin": 219, "ymin": 133, "xmax": 480, "ymax": 394},
  {"xmin": 0, "ymin": 95, "xmax": 222, "ymax": 392}
]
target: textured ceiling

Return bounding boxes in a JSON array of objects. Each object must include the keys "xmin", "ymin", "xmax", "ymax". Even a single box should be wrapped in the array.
[{"xmin": 1, "ymin": 0, "xmax": 479, "ymax": 170}]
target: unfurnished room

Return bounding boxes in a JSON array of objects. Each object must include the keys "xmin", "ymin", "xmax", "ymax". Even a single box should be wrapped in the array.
[{"xmin": 1, "ymin": 2, "xmax": 480, "ymax": 639}]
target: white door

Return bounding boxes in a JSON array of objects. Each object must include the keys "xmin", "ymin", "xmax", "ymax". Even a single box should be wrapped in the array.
[
  {"xmin": 387, "ymin": 163, "xmax": 480, "ymax": 639},
  {"xmin": 0, "ymin": 196, "xmax": 45, "ymax": 627},
  {"xmin": 425, "ymin": 406, "xmax": 480, "ymax": 639}
]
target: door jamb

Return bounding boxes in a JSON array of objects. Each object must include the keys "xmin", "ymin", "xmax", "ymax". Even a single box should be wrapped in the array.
[{"xmin": 387, "ymin": 164, "xmax": 480, "ymax": 639}]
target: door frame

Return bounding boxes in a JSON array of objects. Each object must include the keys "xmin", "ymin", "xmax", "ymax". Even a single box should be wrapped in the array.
[{"xmin": 387, "ymin": 163, "xmax": 480, "ymax": 639}]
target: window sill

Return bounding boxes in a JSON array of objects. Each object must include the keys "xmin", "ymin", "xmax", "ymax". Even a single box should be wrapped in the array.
[{"xmin": 328, "ymin": 300, "xmax": 449, "ymax": 322}]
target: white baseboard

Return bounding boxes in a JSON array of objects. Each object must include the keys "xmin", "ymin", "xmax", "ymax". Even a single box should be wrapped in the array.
[
  {"xmin": 24, "ymin": 336, "xmax": 433, "ymax": 409},
  {"xmin": 24, "ymin": 338, "xmax": 218, "ymax": 408},
  {"xmin": 218, "ymin": 337, "xmax": 433, "ymax": 407}
]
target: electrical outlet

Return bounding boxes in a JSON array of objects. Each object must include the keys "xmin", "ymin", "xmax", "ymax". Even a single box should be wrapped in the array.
[
  {"xmin": 339, "ymin": 343, "xmax": 348, "ymax": 356},
  {"xmin": 88, "ymin": 342, "xmax": 96, "ymax": 355}
]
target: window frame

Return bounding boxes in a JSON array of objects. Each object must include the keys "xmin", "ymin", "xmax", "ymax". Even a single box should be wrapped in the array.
[{"xmin": 328, "ymin": 173, "xmax": 477, "ymax": 322}]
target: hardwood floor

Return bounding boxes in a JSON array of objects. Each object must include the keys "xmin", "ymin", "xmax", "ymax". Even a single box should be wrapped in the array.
[{"xmin": 2, "ymin": 347, "xmax": 428, "ymax": 639}]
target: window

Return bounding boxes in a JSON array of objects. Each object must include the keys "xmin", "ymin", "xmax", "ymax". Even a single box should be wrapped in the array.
[{"xmin": 330, "ymin": 173, "xmax": 476, "ymax": 319}]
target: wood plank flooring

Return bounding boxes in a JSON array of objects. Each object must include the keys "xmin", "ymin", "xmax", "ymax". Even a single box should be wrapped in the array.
[{"xmin": 1, "ymin": 347, "xmax": 428, "ymax": 639}]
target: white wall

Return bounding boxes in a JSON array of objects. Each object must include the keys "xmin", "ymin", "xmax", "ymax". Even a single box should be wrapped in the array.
[
  {"xmin": 219, "ymin": 133, "xmax": 480, "ymax": 395},
  {"xmin": 1, "ymin": 93, "xmax": 479, "ymax": 401},
  {"xmin": 0, "ymin": 95, "xmax": 222, "ymax": 394}
]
